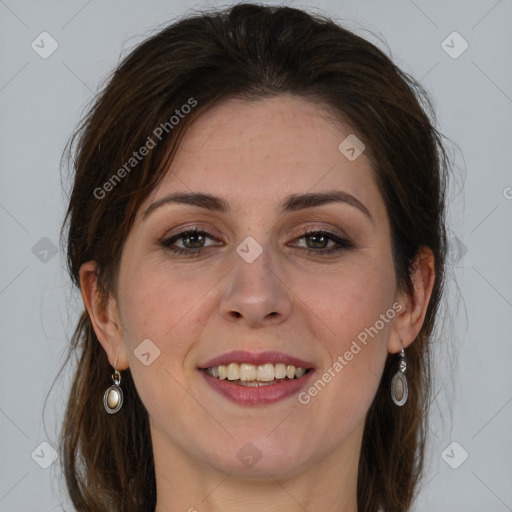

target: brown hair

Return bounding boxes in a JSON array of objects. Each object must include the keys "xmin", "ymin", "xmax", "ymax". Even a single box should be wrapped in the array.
[{"xmin": 58, "ymin": 3, "xmax": 448, "ymax": 511}]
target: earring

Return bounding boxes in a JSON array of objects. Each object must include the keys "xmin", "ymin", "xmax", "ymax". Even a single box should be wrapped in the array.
[
  {"xmin": 391, "ymin": 347, "xmax": 408, "ymax": 406},
  {"xmin": 103, "ymin": 358, "xmax": 124, "ymax": 414}
]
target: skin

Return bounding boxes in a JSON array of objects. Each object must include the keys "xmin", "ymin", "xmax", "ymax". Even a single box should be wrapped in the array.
[{"xmin": 80, "ymin": 94, "xmax": 435, "ymax": 512}]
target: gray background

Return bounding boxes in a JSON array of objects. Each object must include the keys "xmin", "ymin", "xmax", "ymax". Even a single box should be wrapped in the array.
[{"xmin": 1, "ymin": 0, "xmax": 511, "ymax": 511}]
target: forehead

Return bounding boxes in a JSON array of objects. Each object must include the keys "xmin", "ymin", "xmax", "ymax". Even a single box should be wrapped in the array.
[{"xmin": 141, "ymin": 94, "xmax": 385, "ymax": 219}]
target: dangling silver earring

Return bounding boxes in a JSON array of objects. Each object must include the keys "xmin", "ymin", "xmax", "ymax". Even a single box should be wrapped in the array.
[
  {"xmin": 391, "ymin": 347, "xmax": 408, "ymax": 406},
  {"xmin": 103, "ymin": 358, "xmax": 124, "ymax": 414}
]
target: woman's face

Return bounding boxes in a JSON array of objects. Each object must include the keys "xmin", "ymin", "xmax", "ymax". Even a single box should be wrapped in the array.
[{"xmin": 112, "ymin": 94, "xmax": 405, "ymax": 478}]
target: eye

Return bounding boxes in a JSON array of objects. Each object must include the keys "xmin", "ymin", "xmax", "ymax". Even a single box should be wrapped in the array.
[
  {"xmin": 293, "ymin": 229, "xmax": 353, "ymax": 256},
  {"xmin": 160, "ymin": 228, "xmax": 219, "ymax": 256}
]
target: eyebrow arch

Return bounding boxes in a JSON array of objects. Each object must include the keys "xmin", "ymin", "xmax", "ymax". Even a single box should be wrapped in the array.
[{"xmin": 142, "ymin": 190, "xmax": 373, "ymax": 223}]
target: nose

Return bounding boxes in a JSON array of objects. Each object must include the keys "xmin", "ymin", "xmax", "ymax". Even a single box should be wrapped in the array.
[{"xmin": 219, "ymin": 241, "xmax": 293, "ymax": 328}]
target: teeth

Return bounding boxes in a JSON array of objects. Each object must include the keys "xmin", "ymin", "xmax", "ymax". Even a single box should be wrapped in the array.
[
  {"xmin": 227, "ymin": 363, "xmax": 240, "ymax": 381},
  {"xmin": 238, "ymin": 380, "xmax": 279, "ymax": 387},
  {"xmin": 275, "ymin": 363, "xmax": 287, "ymax": 379},
  {"xmin": 257, "ymin": 363, "xmax": 274, "ymax": 381},
  {"xmin": 218, "ymin": 365, "xmax": 228, "ymax": 380},
  {"xmin": 204, "ymin": 362, "xmax": 309, "ymax": 382},
  {"xmin": 295, "ymin": 367, "xmax": 306, "ymax": 378},
  {"xmin": 240, "ymin": 363, "xmax": 257, "ymax": 381}
]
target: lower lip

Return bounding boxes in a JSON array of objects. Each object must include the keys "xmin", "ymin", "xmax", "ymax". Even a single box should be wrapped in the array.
[{"xmin": 199, "ymin": 369, "xmax": 315, "ymax": 406}]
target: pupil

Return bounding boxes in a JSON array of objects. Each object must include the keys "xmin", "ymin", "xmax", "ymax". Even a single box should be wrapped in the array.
[
  {"xmin": 185, "ymin": 234, "xmax": 204, "ymax": 248},
  {"xmin": 308, "ymin": 234, "xmax": 326, "ymax": 248}
]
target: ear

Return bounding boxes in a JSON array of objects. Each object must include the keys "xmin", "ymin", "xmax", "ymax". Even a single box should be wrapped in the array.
[
  {"xmin": 388, "ymin": 247, "xmax": 436, "ymax": 354},
  {"xmin": 79, "ymin": 261, "xmax": 130, "ymax": 370}
]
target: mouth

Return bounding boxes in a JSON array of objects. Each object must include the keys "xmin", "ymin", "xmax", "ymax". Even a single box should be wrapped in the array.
[{"xmin": 198, "ymin": 351, "xmax": 315, "ymax": 405}]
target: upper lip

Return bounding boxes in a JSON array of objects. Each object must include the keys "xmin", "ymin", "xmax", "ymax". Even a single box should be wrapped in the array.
[{"xmin": 199, "ymin": 350, "xmax": 314, "ymax": 369}]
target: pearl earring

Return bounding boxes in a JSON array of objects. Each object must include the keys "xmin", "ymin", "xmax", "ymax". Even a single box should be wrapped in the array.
[
  {"xmin": 103, "ymin": 358, "xmax": 124, "ymax": 414},
  {"xmin": 391, "ymin": 347, "xmax": 408, "ymax": 406}
]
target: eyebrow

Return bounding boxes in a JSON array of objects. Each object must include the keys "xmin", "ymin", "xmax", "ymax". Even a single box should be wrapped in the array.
[{"xmin": 142, "ymin": 190, "xmax": 373, "ymax": 223}]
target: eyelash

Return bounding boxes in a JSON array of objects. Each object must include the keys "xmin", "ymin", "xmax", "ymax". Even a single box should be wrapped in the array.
[{"xmin": 160, "ymin": 227, "xmax": 353, "ymax": 257}]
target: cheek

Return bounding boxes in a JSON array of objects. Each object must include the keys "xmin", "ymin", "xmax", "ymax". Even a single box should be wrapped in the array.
[
  {"xmin": 296, "ymin": 256, "xmax": 397, "ymax": 349},
  {"xmin": 117, "ymin": 264, "xmax": 207, "ymax": 416},
  {"xmin": 290, "ymin": 254, "xmax": 395, "ymax": 415},
  {"xmin": 117, "ymin": 258, "xmax": 222, "ymax": 375}
]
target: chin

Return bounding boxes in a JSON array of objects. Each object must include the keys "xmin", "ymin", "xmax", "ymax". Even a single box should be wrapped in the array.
[{"xmin": 202, "ymin": 433, "xmax": 316, "ymax": 480}]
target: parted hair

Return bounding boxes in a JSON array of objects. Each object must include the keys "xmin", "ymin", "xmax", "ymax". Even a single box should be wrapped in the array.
[{"xmin": 59, "ymin": 3, "xmax": 448, "ymax": 511}]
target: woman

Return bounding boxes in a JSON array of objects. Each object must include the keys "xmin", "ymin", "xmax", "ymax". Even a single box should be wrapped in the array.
[{"xmin": 59, "ymin": 3, "xmax": 448, "ymax": 511}]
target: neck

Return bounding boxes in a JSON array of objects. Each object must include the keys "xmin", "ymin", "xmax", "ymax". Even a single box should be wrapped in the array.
[{"xmin": 152, "ymin": 422, "xmax": 362, "ymax": 512}]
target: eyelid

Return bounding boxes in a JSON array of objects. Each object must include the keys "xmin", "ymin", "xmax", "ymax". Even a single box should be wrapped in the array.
[
  {"xmin": 292, "ymin": 223, "xmax": 349, "ymax": 240},
  {"xmin": 161, "ymin": 224, "xmax": 219, "ymax": 240}
]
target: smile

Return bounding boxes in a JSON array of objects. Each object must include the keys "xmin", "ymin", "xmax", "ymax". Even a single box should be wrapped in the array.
[{"xmin": 204, "ymin": 362, "xmax": 309, "ymax": 385}]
